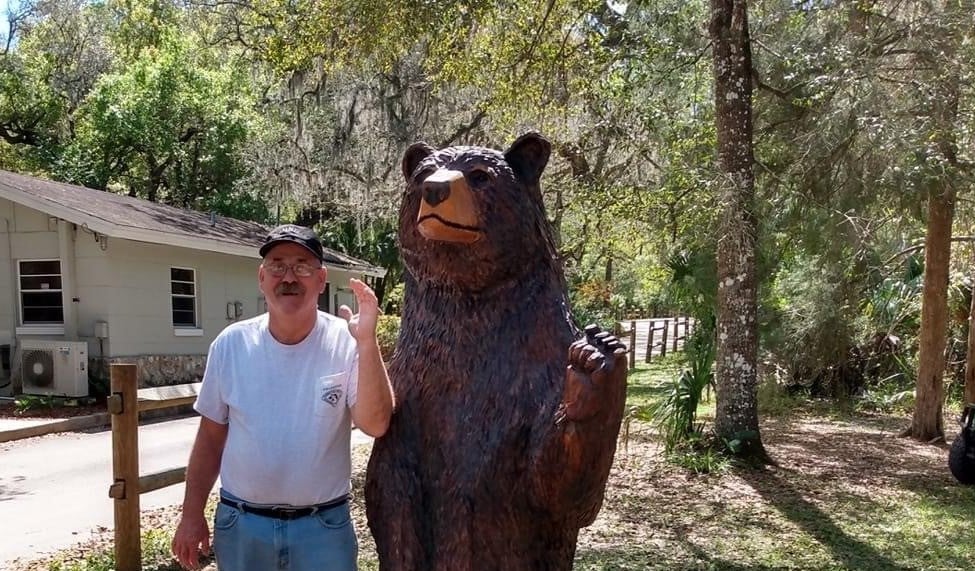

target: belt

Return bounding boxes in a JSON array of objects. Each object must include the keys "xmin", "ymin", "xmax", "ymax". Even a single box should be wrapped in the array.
[{"xmin": 219, "ymin": 495, "xmax": 349, "ymax": 520}]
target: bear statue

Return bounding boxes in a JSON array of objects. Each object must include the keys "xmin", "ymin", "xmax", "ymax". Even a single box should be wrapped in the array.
[
  {"xmin": 364, "ymin": 133, "xmax": 628, "ymax": 571},
  {"xmin": 949, "ymin": 404, "xmax": 975, "ymax": 485}
]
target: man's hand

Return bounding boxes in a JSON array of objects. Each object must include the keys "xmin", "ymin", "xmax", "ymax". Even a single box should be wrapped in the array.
[
  {"xmin": 339, "ymin": 278, "xmax": 380, "ymax": 342},
  {"xmin": 171, "ymin": 513, "xmax": 211, "ymax": 570}
]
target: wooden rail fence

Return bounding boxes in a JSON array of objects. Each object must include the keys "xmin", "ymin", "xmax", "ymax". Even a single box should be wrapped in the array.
[
  {"xmin": 615, "ymin": 317, "xmax": 695, "ymax": 369},
  {"xmin": 108, "ymin": 363, "xmax": 199, "ymax": 571}
]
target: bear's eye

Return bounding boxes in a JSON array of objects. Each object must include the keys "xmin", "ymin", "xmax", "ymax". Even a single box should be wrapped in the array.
[{"xmin": 467, "ymin": 170, "xmax": 492, "ymax": 188}]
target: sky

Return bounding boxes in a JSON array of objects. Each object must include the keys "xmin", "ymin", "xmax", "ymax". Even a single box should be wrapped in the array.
[
  {"xmin": 1, "ymin": 0, "xmax": 11, "ymax": 42},
  {"xmin": 0, "ymin": 0, "xmax": 21, "ymax": 46}
]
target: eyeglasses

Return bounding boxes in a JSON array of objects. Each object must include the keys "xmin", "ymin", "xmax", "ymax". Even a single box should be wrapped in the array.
[{"xmin": 262, "ymin": 261, "xmax": 320, "ymax": 278}]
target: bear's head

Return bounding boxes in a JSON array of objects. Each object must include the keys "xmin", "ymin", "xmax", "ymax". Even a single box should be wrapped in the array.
[{"xmin": 398, "ymin": 133, "xmax": 556, "ymax": 292}]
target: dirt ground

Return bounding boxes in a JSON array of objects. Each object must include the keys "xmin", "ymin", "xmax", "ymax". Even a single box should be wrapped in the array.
[
  {"xmin": 572, "ymin": 411, "xmax": 960, "ymax": 569},
  {"xmin": 5, "ymin": 410, "xmax": 967, "ymax": 571}
]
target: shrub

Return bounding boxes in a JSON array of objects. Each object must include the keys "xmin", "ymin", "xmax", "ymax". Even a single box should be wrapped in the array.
[
  {"xmin": 764, "ymin": 254, "xmax": 863, "ymax": 397},
  {"xmin": 376, "ymin": 315, "xmax": 401, "ymax": 362},
  {"xmin": 647, "ymin": 321, "xmax": 715, "ymax": 453},
  {"xmin": 14, "ymin": 395, "xmax": 57, "ymax": 414},
  {"xmin": 569, "ymin": 278, "xmax": 617, "ymax": 330}
]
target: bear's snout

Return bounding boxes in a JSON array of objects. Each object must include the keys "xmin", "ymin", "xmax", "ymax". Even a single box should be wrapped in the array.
[
  {"xmin": 416, "ymin": 168, "xmax": 481, "ymax": 244},
  {"xmin": 423, "ymin": 179, "xmax": 451, "ymax": 206}
]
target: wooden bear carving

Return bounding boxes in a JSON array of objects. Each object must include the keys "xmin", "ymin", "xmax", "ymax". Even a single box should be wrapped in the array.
[
  {"xmin": 364, "ymin": 133, "xmax": 628, "ymax": 570},
  {"xmin": 949, "ymin": 405, "xmax": 975, "ymax": 485}
]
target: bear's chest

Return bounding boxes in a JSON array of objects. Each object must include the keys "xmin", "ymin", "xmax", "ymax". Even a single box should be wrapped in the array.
[{"xmin": 388, "ymin": 353, "xmax": 562, "ymax": 485}]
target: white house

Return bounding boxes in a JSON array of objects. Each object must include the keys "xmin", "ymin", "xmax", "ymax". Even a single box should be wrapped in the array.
[{"xmin": 0, "ymin": 170, "xmax": 385, "ymax": 396}]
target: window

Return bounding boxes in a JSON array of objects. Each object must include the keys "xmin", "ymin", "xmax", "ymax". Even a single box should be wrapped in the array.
[
  {"xmin": 19, "ymin": 260, "xmax": 63, "ymax": 324},
  {"xmin": 171, "ymin": 267, "xmax": 197, "ymax": 327},
  {"xmin": 318, "ymin": 283, "xmax": 330, "ymax": 313}
]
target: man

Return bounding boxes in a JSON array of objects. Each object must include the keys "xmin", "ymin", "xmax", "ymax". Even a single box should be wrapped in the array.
[{"xmin": 172, "ymin": 224, "xmax": 394, "ymax": 571}]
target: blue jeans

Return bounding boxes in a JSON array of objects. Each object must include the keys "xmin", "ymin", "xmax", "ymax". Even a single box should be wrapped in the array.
[{"xmin": 213, "ymin": 489, "xmax": 358, "ymax": 571}]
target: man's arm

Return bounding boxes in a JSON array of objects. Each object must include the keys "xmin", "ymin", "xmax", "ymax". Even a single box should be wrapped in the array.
[
  {"xmin": 342, "ymin": 278, "xmax": 394, "ymax": 437},
  {"xmin": 172, "ymin": 416, "xmax": 228, "ymax": 570},
  {"xmin": 352, "ymin": 338, "xmax": 394, "ymax": 437}
]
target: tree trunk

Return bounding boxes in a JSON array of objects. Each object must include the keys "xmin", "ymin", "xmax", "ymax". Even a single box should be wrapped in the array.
[
  {"xmin": 709, "ymin": 0, "xmax": 764, "ymax": 458},
  {"xmin": 965, "ymin": 246, "xmax": 975, "ymax": 406},
  {"xmin": 907, "ymin": 3, "xmax": 963, "ymax": 442},
  {"xmin": 911, "ymin": 185, "xmax": 954, "ymax": 441}
]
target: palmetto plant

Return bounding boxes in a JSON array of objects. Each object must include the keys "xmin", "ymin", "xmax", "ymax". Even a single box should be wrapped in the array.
[{"xmin": 649, "ymin": 320, "xmax": 715, "ymax": 453}]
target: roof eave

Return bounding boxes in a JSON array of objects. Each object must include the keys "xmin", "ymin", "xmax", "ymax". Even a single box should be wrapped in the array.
[{"xmin": 0, "ymin": 185, "xmax": 388, "ymax": 278}]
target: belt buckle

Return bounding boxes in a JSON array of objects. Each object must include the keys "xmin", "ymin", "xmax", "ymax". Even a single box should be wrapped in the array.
[{"xmin": 272, "ymin": 507, "xmax": 302, "ymax": 519}]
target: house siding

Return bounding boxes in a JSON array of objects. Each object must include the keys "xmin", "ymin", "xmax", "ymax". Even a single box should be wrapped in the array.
[
  {"xmin": 0, "ymin": 196, "xmax": 379, "ymax": 391},
  {"xmin": 97, "ymin": 238, "xmax": 259, "ymax": 357},
  {"xmin": 0, "ymin": 200, "xmax": 16, "ymax": 349},
  {"xmin": 3, "ymin": 202, "xmax": 61, "ymax": 339}
]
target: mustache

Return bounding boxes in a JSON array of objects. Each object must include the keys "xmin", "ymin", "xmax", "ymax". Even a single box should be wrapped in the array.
[{"xmin": 275, "ymin": 283, "xmax": 304, "ymax": 295}]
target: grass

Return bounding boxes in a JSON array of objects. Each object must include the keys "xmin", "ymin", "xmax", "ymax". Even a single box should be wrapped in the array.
[{"xmin": 11, "ymin": 360, "xmax": 975, "ymax": 571}]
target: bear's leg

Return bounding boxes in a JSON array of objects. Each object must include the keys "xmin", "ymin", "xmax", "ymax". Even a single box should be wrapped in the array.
[{"xmin": 366, "ymin": 441, "xmax": 427, "ymax": 570}]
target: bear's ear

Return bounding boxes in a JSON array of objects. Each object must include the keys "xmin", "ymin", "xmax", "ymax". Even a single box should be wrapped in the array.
[
  {"xmin": 403, "ymin": 142, "xmax": 435, "ymax": 182},
  {"xmin": 504, "ymin": 132, "xmax": 551, "ymax": 185}
]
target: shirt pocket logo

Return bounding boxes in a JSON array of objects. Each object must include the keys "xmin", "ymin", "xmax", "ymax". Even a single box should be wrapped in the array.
[
  {"xmin": 315, "ymin": 372, "xmax": 347, "ymax": 416},
  {"xmin": 320, "ymin": 383, "xmax": 343, "ymax": 407}
]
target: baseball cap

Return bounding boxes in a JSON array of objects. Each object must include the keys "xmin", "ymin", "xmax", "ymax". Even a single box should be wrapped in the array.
[{"xmin": 259, "ymin": 224, "xmax": 325, "ymax": 263}]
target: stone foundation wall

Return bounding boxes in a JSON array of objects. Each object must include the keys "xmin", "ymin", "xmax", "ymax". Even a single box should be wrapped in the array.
[{"xmin": 96, "ymin": 355, "xmax": 207, "ymax": 388}]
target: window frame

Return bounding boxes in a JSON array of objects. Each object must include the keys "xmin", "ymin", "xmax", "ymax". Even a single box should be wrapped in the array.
[
  {"xmin": 170, "ymin": 266, "xmax": 200, "ymax": 333},
  {"xmin": 16, "ymin": 259, "xmax": 65, "ymax": 334}
]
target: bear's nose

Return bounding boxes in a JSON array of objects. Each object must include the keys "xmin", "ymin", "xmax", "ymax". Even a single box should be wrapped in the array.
[{"xmin": 422, "ymin": 180, "xmax": 451, "ymax": 206}]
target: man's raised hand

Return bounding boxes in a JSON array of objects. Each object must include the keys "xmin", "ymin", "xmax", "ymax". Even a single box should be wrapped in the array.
[{"xmin": 338, "ymin": 278, "xmax": 380, "ymax": 342}]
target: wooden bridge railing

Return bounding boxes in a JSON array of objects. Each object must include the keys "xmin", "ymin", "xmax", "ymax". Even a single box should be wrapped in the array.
[
  {"xmin": 613, "ymin": 322, "xmax": 638, "ymax": 370},
  {"xmin": 616, "ymin": 317, "xmax": 695, "ymax": 368}
]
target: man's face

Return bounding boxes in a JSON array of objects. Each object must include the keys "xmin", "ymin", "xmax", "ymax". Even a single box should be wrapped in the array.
[{"xmin": 258, "ymin": 242, "xmax": 326, "ymax": 318}]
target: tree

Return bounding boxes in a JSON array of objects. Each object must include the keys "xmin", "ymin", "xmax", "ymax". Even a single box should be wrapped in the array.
[
  {"xmin": 61, "ymin": 32, "xmax": 257, "ymax": 210},
  {"xmin": 911, "ymin": 179, "xmax": 955, "ymax": 441},
  {"xmin": 709, "ymin": 0, "xmax": 764, "ymax": 457},
  {"xmin": 0, "ymin": 0, "xmax": 112, "ymax": 168},
  {"xmin": 965, "ymin": 247, "xmax": 975, "ymax": 406},
  {"xmin": 908, "ymin": 0, "xmax": 970, "ymax": 442}
]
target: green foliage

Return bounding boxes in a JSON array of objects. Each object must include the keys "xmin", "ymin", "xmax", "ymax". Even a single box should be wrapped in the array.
[
  {"xmin": 87, "ymin": 372, "xmax": 111, "ymax": 401},
  {"xmin": 48, "ymin": 549, "xmax": 115, "ymax": 571},
  {"xmin": 375, "ymin": 314, "xmax": 400, "ymax": 362},
  {"xmin": 319, "ymin": 217, "xmax": 403, "ymax": 308},
  {"xmin": 647, "ymin": 322, "xmax": 716, "ymax": 453},
  {"xmin": 45, "ymin": 527, "xmax": 181, "ymax": 571},
  {"xmin": 13, "ymin": 394, "xmax": 56, "ymax": 413},
  {"xmin": 383, "ymin": 282, "xmax": 404, "ymax": 316},
  {"xmin": 662, "ymin": 249, "xmax": 717, "ymax": 322},
  {"xmin": 764, "ymin": 254, "xmax": 862, "ymax": 396},
  {"xmin": 568, "ymin": 278, "xmax": 618, "ymax": 330},
  {"xmin": 756, "ymin": 376, "xmax": 803, "ymax": 417},
  {"xmin": 858, "ymin": 380, "xmax": 916, "ymax": 414},
  {"xmin": 320, "ymin": 218, "xmax": 400, "ymax": 278},
  {"xmin": 666, "ymin": 433, "xmax": 731, "ymax": 475},
  {"xmin": 721, "ymin": 429, "xmax": 761, "ymax": 457},
  {"xmin": 58, "ymin": 32, "xmax": 256, "ymax": 207}
]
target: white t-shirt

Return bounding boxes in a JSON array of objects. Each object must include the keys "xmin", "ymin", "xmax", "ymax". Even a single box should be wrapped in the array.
[{"xmin": 194, "ymin": 311, "xmax": 359, "ymax": 506}]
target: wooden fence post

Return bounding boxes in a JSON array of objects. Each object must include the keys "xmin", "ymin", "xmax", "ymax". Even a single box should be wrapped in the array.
[
  {"xmin": 109, "ymin": 364, "xmax": 141, "ymax": 571},
  {"xmin": 628, "ymin": 320, "xmax": 636, "ymax": 370},
  {"xmin": 646, "ymin": 323, "xmax": 655, "ymax": 363},
  {"xmin": 672, "ymin": 318, "xmax": 680, "ymax": 353},
  {"xmin": 660, "ymin": 320, "xmax": 669, "ymax": 358}
]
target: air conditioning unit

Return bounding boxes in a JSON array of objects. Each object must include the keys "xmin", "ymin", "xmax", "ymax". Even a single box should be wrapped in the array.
[{"xmin": 20, "ymin": 340, "xmax": 89, "ymax": 398}]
